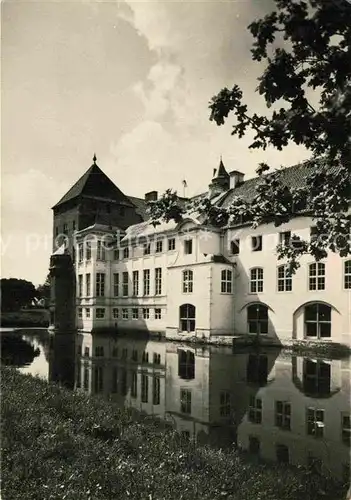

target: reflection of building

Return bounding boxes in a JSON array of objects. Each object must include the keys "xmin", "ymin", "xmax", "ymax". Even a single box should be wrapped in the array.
[
  {"xmin": 51, "ymin": 156, "xmax": 351, "ymax": 346},
  {"xmin": 73, "ymin": 334, "xmax": 350, "ymax": 482}
]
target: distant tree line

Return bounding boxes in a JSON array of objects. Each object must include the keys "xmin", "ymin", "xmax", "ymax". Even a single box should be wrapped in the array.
[{"xmin": 1, "ymin": 275, "xmax": 51, "ymax": 312}]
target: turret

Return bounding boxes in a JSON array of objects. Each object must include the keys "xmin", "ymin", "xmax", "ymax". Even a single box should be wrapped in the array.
[{"xmin": 208, "ymin": 158, "xmax": 230, "ymax": 198}]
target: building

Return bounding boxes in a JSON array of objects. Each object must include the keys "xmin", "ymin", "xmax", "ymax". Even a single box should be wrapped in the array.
[{"xmin": 50, "ymin": 156, "xmax": 351, "ymax": 347}]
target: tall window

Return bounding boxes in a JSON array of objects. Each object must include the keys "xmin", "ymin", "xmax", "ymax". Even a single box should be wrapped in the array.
[
  {"xmin": 156, "ymin": 240, "xmax": 163, "ymax": 253},
  {"xmin": 309, "ymin": 263, "xmax": 325, "ymax": 290},
  {"xmin": 184, "ymin": 239, "xmax": 193, "ymax": 254},
  {"xmin": 97, "ymin": 240, "xmax": 106, "ymax": 261},
  {"xmin": 133, "ymin": 271, "xmax": 139, "ymax": 296},
  {"xmin": 143, "ymin": 269, "xmax": 150, "ymax": 296},
  {"xmin": 246, "ymin": 354, "xmax": 268, "ymax": 386},
  {"xmin": 248, "ymin": 396, "xmax": 262, "ymax": 424},
  {"xmin": 95, "ymin": 346, "xmax": 104, "ymax": 357},
  {"xmin": 142, "ymin": 308, "xmax": 150, "ymax": 319},
  {"xmin": 94, "ymin": 366, "xmax": 103, "ymax": 393},
  {"xmin": 83, "ymin": 367, "xmax": 89, "ymax": 390},
  {"xmin": 85, "ymin": 308, "xmax": 91, "ymax": 318},
  {"xmin": 306, "ymin": 408, "xmax": 324, "ymax": 438},
  {"xmin": 86, "ymin": 241, "xmax": 92, "ymax": 261},
  {"xmin": 182, "ymin": 270, "xmax": 193, "ymax": 293},
  {"xmin": 153, "ymin": 353, "xmax": 161, "ymax": 365},
  {"xmin": 122, "ymin": 308, "xmax": 128, "ymax": 320},
  {"xmin": 279, "ymin": 231, "xmax": 291, "ymax": 247},
  {"xmin": 251, "ymin": 235, "xmax": 263, "ymax": 252},
  {"xmin": 132, "ymin": 308, "xmax": 138, "ymax": 320},
  {"xmin": 153, "ymin": 376, "xmax": 160, "ymax": 405},
  {"xmin": 180, "ymin": 389, "xmax": 192, "ymax": 414},
  {"xmin": 178, "ymin": 350, "xmax": 195, "ymax": 379},
  {"xmin": 168, "ymin": 238, "xmax": 176, "ymax": 251},
  {"xmin": 277, "ymin": 265, "xmax": 292, "ymax": 292},
  {"xmin": 78, "ymin": 275, "xmax": 83, "ymax": 297},
  {"xmin": 78, "ymin": 308, "xmax": 83, "ymax": 318},
  {"xmin": 122, "ymin": 272, "xmax": 128, "ymax": 297},
  {"xmin": 96, "ymin": 273, "xmax": 105, "ymax": 297},
  {"xmin": 341, "ymin": 413, "xmax": 351, "ymax": 446},
  {"xmin": 220, "ymin": 391, "xmax": 231, "ymax": 417},
  {"xmin": 113, "ymin": 273, "xmax": 119, "ymax": 297},
  {"xmin": 141, "ymin": 373, "xmax": 148, "ymax": 403},
  {"xmin": 247, "ymin": 304, "xmax": 268, "ymax": 335},
  {"xmin": 250, "ymin": 268, "xmax": 264, "ymax": 293},
  {"xmin": 276, "ymin": 444, "xmax": 289, "ymax": 464},
  {"xmin": 86, "ymin": 273, "xmax": 91, "ymax": 296},
  {"xmin": 113, "ymin": 308, "xmax": 119, "ymax": 319},
  {"xmin": 344, "ymin": 260, "xmax": 351, "ymax": 289},
  {"xmin": 123, "ymin": 247, "xmax": 129, "ymax": 259},
  {"xmin": 131, "ymin": 371, "xmax": 137, "ymax": 398},
  {"xmin": 155, "ymin": 308, "xmax": 162, "ymax": 319},
  {"xmin": 179, "ymin": 304, "xmax": 196, "ymax": 333},
  {"xmin": 221, "ymin": 269, "xmax": 232, "ymax": 293},
  {"xmin": 155, "ymin": 268, "xmax": 162, "ymax": 295},
  {"xmin": 275, "ymin": 401, "xmax": 291, "ymax": 430},
  {"xmin": 231, "ymin": 239, "xmax": 240, "ymax": 255},
  {"xmin": 78, "ymin": 243, "xmax": 84, "ymax": 263},
  {"xmin": 303, "ymin": 359, "xmax": 331, "ymax": 396},
  {"xmin": 304, "ymin": 303, "xmax": 331, "ymax": 338},
  {"xmin": 143, "ymin": 243, "xmax": 151, "ymax": 255},
  {"xmin": 113, "ymin": 249, "xmax": 119, "ymax": 261}
]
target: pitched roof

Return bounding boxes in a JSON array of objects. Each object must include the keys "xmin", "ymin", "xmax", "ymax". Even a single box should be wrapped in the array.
[
  {"xmin": 215, "ymin": 158, "xmax": 229, "ymax": 178},
  {"xmin": 53, "ymin": 162, "xmax": 134, "ymax": 209},
  {"xmin": 127, "ymin": 196, "xmax": 149, "ymax": 221}
]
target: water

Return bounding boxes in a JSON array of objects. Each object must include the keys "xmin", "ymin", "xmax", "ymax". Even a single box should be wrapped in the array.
[{"xmin": 1, "ymin": 328, "xmax": 350, "ymax": 485}]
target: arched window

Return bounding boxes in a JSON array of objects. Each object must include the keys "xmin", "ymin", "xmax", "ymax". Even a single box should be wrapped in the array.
[
  {"xmin": 304, "ymin": 303, "xmax": 331, "ymax": 338},
  {"xmin": 344, "ymin": 260, "xmax": 351, "ymax": 289},
  {"xmin": 182, "ymin": 270, "xmax": 193, "ymax": 293},
  {"xmin": 179, "ymin": 304, "xmax": 196, "ymax": 333},
  {"xmin": 250, "ymin": 268, "xmax": 264, "ymax": 293},
  {"xmin": 247, "ymin": 304, "xmax": 268, "ymax": 335}
]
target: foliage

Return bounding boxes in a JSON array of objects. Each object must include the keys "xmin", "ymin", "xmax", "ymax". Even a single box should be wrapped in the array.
[
  {"xmin": 0, "ymin": 278, "xmax": 38, "ymax": 312},
  {"xmin": 1, "ymin": 367, "xmax": 347, "ymax": 500},
  {"xmin": 36, "ymin": 274, "xmax": 51, "ymax": 307},
  {"xmin": 147, "ymin": 189, "xmax": 186, "ymax": 227}
]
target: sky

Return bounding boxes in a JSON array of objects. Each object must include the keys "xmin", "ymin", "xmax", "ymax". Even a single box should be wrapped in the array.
[{"xmin": 1, "ymin": 0, "xmax": 310, "ymax": 286}]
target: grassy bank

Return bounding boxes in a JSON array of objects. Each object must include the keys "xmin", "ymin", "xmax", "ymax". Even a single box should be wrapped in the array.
[
  {"xmin": 0, "ymin": 309, "xmax": 49, "ymax": 328},
  {"xmin": 1, "ymin": 368, "xmax": 346, "ymax": 500}
]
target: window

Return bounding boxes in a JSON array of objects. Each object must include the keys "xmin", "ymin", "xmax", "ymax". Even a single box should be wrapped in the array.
[
  {"xmin": 178, "ymin": 350, "xmax": 195, "ymax": 380},
  {"xmin": 182, "ymin": 270, "xmax": 193, "ymax": 293},
  {"xmin": 155, "ymin": 308, "xmax": 162, "ymax": 319},
  {"xmin": 112, "ymin": 346, "xmax": 119, "ymax": 357},
  {"xmin": 250, "ymin": 268, "xmax": 264, "ymax": 293},
  {"xmin": 221, "ymin": 269, "xmax": 232, "ymax": 293},
  {"xmin": 63, "ymin": 223, "xmax": 68, "ymax": 234},
  {"xmin": 156, "ymin": 240, "xmax": 163, "ymax": 253},
  {"xmin": 141, "ymin": 373, "xmax": 148, "ymax": 403},
  {"xmin": 276, "ymin": 444, "xmax": 289, "ymax": 464},
  {"xmin": 97, "ymin": 240, "xmax": 106, "ymax": 261},
  {"xmin": 83, "ymin": 367, "xmax": 89, "ymax": 390},
  {"xmin": 96, "ymin": 273, "xmax": 105, "ymax": 297},
  {"xmin": 132, "ymin": 308, "xmax": 138, "ymax": 319},
  {"xmin": 277, "ymin": 265, "xmax": 292, "ymax": 292},
  {"xmin": 344, "ymin": 260, "xmax": 351, "ymax": 289},
  {"xmin": 246, "ymin": 354, "xmax": 268, "ymax": 386},
  {"xmin": 304, "ymin": 303, "xmax": 331, "ymax": 338},
  {"xmin": 86, "ymin": 241, "xmax": 92, "ymax": 261},
  {"xmin": 155, "ymin": 268, "xmax": 162, "ymax": 295},
  {"xmin": 153, "ymin": 376, "xmax": 160, "ymax": 405},
  {"xmin": 275, "ymin": 401, "xmax": 291, "ymax": 430},
  {"xmin": 153, "ymin": 353, "xmax": 161, "ymax": 365},
  {"xmin": 121, "ymin": 368, "xmax": 127, "ymax": 396},
  {"xmin": 132, "ymin": 350, "xmax": 138, "ymax": 361},
  {"xmin": 180, "ymin": 389, "xmax": 192, "ymax": 414},
  {"xmin": 143, "ymin": 308, "xmax": 150, "ymax": 319},
  {"xmin": 131, "ymin": 371, "xmax": 137, "ymax": 398},
  {"xmin": 279, "ymin": 231, "xmax": 291, "ymax": 247},
  {"xmin": 78, "ymin": 308, "xmax": 83, "ymax": 318},
  {"xmin": 248, "ymin": 396, "xmax": 262, "ymax": 424},
  {"xmin": 231, "ymin": 239, "xmax": 240, "ymax": 255},
  {"xmin": 251, "ymin": 235, "xmax": 262, "ymax": 252},
  {"xmin": 78, "ymin": 243, "xmax": 84, "ymax": 262},
  {"xmin": 95, "ymin": 346, "xmax": 104, "ymax": 357},
  {"xmin": 303, "ymin": 359, "xmax": 331, "ymax": 396},
  {"xmin": 143, "ymin": 269, "xmax": 150, "ymax": 296},
  {"xmin": 84, "ymin": 346, "xmax": 90, "ymax": 357},
  {"xmin": 123, "ymin": 247, "xmax": 129, "ymax": 259},
  {"xmin": 94, "ymin": 366, "xmax": 103, "ymax": 393},
  {"xmin": 122, "ymin": 272, "xmax": 128, "ymax": 297},
  {"xmin": 249, "ymin": 436, "xmax": 260, "ymax": 455},
  {"xmin": 306, "ymin": 408, "xmax": 324, "ymax": 438},
  {"xmin": 179, "ymin": 304, "xmax": 196, "ymax": 333},
  {"xmin": 143, "ymin": 243, "xmax": 151, "ymax": 255},
  {"xmin": 142, "ymin": 351, "xmax": 149, "ymax": 363},
  {"xmin": 86, "ymin": 274, "xmax": 91, "ymax": 296},
  {"xmin": 111, "ymin": 367, "xmax": 118, "ymax": 393},
  {"xmin": 184, "ymin": 239, "xmax": 193, "ymax": 255},
  {"xmin": 247, "ymin": 304, "xmax": 268, "ymax": 335},
  {"xmin": 132, "ymin": 271, "xmax": 139, "ymax": 296},
  {"xmin": 309, "ymin": 263, "xmax": 325, "ymax": 290},
  {"xmin": 113, "ymin": 308, "xmax": 119, "ymax": 319},
  {"xmin": 122, "ymin": 308, "xmax": 128, "ymax": 320},
  {"xmin": 220, "ymin": 391, "xmax": 231, "ymax": 417},
  {"xmin": 122, "ymin": 348, "xmax": 128, "ymax": 359},
  {"xmin": 168, "ymin": 238, "xmax": 176, "ymax": 251},
  {"xmin": 113, "ymin": 249, "xmax": 119, "ymax": 261},
  {"xmin": 85, "ymin": 308, "xmax": 90, "ymax": 318},
  {"xmin": 341, "ymin": 413, "xmax": 351, "ymax": 446},
  {"xmin": 96, "ymin": 308, "xmax": 105, "ymax": 319},
  {"xmin": 113, "ymin": 273, "xmax": 119, "ymax": 297},
  {"xmin": 78, "ymin": 275, "xmax": 83, "ymax": 297}
]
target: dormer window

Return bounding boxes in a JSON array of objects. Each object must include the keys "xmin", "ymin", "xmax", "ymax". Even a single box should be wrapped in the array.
[{"xmin": 184, "ymin": 239, "xmax": 193, "ymax": 255}]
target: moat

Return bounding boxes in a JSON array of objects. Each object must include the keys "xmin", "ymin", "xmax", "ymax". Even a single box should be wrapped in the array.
[{"xmin": 1, "ymin": 328, "xmax": 350, "ymax": 485}]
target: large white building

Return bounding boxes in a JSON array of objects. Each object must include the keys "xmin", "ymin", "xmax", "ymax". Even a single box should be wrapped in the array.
[{"xmin": 69, "ymin": 159, "xmax": 351, "ymax": 347}]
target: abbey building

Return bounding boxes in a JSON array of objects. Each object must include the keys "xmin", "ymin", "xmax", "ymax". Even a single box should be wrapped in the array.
[{"xmin": 50, "ymin": 156, "xmax": 351, "ymax": 347}]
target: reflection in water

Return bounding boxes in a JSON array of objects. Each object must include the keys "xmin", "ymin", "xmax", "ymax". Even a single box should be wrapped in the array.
[
  {"xmin": 1, "ymin": 334, "xmax": 40, "ymax": 367},
  {"xmin": 7, "ymin": 330, "xmax": 351, "ymax": 485}
]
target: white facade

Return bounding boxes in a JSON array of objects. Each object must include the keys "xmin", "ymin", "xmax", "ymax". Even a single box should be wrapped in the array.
[{"xmin": 74, "ymin": 213, "xmax": 351, "ymax": 347}]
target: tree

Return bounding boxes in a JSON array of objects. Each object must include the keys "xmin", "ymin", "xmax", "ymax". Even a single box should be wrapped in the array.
[
  {"xmin": 149, "ymin": 0, "xmax": 351, "ymax": 273},
  {"xmin": 0, "ymin": 279, "xmax": 38, "ymax": 311},
  {"xmin": 36, "ymin": 274, "xmax": 51, "ymax": 307}
]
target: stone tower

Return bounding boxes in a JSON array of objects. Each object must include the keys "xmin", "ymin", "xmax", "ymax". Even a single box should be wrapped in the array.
[{"xmin": 49, "ymin": 250, "xmax": 76, "ymax": 333}]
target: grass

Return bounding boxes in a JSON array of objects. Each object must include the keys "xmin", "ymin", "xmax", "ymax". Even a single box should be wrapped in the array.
[
  {"xmin": 0, "ymin": 309, "xmax": 49, "ymax": 328},
  {"xmin": 1, "ymin": 367, "xmax": 347, "ymax": 500}
]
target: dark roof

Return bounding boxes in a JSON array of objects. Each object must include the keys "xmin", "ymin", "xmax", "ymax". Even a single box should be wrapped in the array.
[
  {"xmin": 53, "ymin": 162, "xmax": 134, "ymax": 209},
  {"xmin": 216, "ymin": 158, "xmax": 229, "ymax": 178},
  {"xmin": 127, "ymin": 196, "xmax": 149, "ymax": 221}
]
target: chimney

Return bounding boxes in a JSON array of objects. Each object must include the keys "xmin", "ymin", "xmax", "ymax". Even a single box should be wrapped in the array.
[
  {"xmin": 229, "ymin": 170, "xmax": 245, "ymax": 189},
  {"xmin": 145, "ymin": 191, "xmax": 158, "ymax": 202}
]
